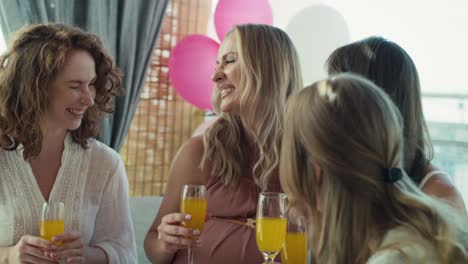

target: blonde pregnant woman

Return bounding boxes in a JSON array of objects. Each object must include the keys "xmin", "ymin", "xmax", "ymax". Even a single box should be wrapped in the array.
[{"xmin": 144, "ymin": 24, "xmax": 302, "ymax": 264}]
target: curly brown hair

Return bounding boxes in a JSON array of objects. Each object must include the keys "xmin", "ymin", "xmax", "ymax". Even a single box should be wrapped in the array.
[{"xmin": 0, "ymin": 23, "xmax": 123, "ymax": 160}]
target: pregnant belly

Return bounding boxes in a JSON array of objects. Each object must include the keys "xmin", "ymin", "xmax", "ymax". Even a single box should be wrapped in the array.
[{"xmin": 172, "ymin": 218, "xmax": 263, "ymax": 264}]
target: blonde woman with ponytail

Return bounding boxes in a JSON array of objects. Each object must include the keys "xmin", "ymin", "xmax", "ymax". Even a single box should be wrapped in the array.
[
  {"xmin": 280, "ymin": 73, "xmax": 468, "ymax": 263},
  {"xmin": 145, "ymin": 24, "xmax": 302, "ymax": 264}
]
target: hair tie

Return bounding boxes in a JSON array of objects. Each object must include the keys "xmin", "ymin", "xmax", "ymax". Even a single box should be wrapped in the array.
[{"xmin": 383, "ymin": 167, "xmax": 403, "ymax": 183}]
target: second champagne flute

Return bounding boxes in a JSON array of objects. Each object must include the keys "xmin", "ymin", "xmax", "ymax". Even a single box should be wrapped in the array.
[
  {"xmin": 180, "ymin": 184, "xmax": 207, "ymax": 264},
  {"xmin": 256, "ymin": 192, "xmax": 287, "ymax": 264}
]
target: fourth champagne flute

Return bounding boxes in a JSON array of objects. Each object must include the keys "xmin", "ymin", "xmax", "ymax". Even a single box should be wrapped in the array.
[{"xmin": 281, "ymin": 214, "xmax": 308, "ymax": 264}]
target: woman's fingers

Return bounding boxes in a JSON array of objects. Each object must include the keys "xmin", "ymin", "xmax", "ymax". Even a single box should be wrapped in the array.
[
  {"xmin": 15, "ymin": 236, "xmax": 58, "ymax": 262},
  {"xmin": 22, "ymin": 246, "xmax": 50, "ymax": 260},
  {"xmin": 157, "ymin": 222, "xmax": 199, "ymax": 247},
  {"xmin": 16, "ymin": 248, "xmax": 58, "ymax": 264},
  {"xmin": 55, "ymin": 239, "xmax": 83, "ymax": 251},
  {"xmin": 159, "ymin": 240, "xmax": 187, "ymax": 253},
  {"xmin": 52, "ymin": 231, "xmax": 81, "ymax": 243},
  {"xmin": 47, "ymin": 231, "xmax": 84, "ymax": 260},
  {"xmin": 161, "ymin": 224, "xmax": 197, "ymax": 238},
  {"xmin": 50, "ymin": 248, "xmax": 83, "ymax": 259},
  {"xmin": 157, "ymin": 212, "xmax": 202, "ymax": 254},
  {"xmin": 65, "ymin": 256, "xmax": 84, "ymax": 264},
  {"xmin": 159, "ymin": 231, "xmax": 193, "ymax": 247},
  {"xmin": 162, "ymin": 213, "xmax": 191, "ymax": 225},
  {"xmin": 21, "ymin": 235, "xmax": 58, "ymax": 251}
]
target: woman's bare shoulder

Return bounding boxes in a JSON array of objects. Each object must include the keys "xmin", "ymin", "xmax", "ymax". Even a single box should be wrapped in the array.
[
  {"xmin": 179, "ymin": 135, "xmax": 205, "ymax": 157},
  {"xmin": 169, "ymin": 135, "xmax": 209, "ymax": 184},
  {"xmin": 422, "ymin": 164, "xmax": 466, "ymax": 213}
]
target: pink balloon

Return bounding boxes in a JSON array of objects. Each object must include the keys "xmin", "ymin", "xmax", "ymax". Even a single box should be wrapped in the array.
[
  {"xmin": 169, "ymin": 35, "xmax": 219, "ymax": 110},
  {"xmin": 214, "ymin": 0, "xmax": 273, "ymax": 41}
]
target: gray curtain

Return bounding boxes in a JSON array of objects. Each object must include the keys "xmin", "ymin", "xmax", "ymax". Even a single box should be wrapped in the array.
[{"xmin": 0, "ymin": 0, "xmax": 169, "ymax": 150}]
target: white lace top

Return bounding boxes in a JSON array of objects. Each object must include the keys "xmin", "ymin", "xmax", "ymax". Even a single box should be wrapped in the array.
[
  {"xmin": 419, "ymin": 170, "xmax": 448, "ymax": 189},
  {"xmin": 367, "ymin": 226, "xmax": 441, "ymax": 263},
  {"xmin": 0, "ymin": 135, "xmax": 137, "ymax": 263}
]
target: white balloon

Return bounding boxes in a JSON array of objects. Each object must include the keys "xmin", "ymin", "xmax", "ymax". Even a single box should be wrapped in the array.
[{"xmin": 286, "ymin": 5, "xmax": 350, "ymax": 86}]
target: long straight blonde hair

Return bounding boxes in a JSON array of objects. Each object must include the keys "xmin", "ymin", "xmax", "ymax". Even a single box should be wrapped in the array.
[
  {"xmin": 202, "ymin": 24, "xmax": 303, "ymax": 190},
  {"xmin": 280, "ymin": 73, "xmax": 468, "ymax": 263}
]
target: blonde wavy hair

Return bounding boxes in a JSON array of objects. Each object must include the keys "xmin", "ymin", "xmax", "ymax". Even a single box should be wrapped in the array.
[
  {"xmin": 280, "ymin": 73, "xmax": 468, "ymax": 263},
  {"xmin": 202, "ymin": 24, "xmax": 303, "ymax": 190}
]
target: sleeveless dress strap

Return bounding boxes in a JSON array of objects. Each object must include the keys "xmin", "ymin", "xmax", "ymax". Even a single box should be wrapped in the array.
[{"xmin": 419, "ymin": 170, "xmax": 448, "ymax": 189}]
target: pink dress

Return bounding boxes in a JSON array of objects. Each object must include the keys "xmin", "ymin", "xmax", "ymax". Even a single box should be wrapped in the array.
[{"xmin": 173, "ymin": 174, "xmax": 282, "ymax": 263}]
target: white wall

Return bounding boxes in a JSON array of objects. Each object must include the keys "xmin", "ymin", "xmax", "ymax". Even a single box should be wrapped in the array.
[
  {"xmin": 207, "ymin": 0, "xmax": 468, "ymax": 94},
  {"xmin": 0, "ymin": 1, "xmax": 466, "ymax": 94},
  {"xmin": 270, "ymin": 0, "xmax": 468, "ymax": 94}
]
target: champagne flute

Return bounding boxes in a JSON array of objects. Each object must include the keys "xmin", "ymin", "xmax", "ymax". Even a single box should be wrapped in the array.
[
  {"xmin": 256, "ymin": 192, "xmax": 287, "ymax": 264},
  {"xmin": 40, "ymin": 202, "xmax": 65, "ymax": 245},
  {"xmin": 180, "ymin": 184, "xmax": 207, "ymax": 264},
  {"xmin": 281, "ymin": 214, "xmax": 308, "ymax": 264}
]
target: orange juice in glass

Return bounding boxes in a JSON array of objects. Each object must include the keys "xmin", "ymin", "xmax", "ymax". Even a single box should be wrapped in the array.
[
  {"xmin": 40, "ymin": 202, "xmax": 64, "ymax": 245},
  {"xmin": 256, "ymin": 217, "xmax": 287, "ymax": 253},
  {"xmin": 281, "ymin": 232, "xmax": 307, "ymax": 264},
  {"xmin": 256, "ymin": 192, "xmax": 288, "ymax": 264},
  {"xmin": 180, "ymin": 197, "xmax": 207, "ymax": 233},
  {"xmin": 40, "ymin": 220, "xmax": 65, "ymax": 242}
]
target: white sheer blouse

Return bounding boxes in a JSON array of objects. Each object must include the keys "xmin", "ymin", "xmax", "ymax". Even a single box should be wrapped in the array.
[
  {"xmin": 367, "ymin": 226, "xmax": 441, "ymax": 264},
  {"xmin": 0, "ymin": 135, "xmax": 137, "ymax": 263}
]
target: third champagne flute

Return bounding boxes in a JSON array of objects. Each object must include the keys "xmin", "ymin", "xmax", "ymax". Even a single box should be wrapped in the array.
[
  {"xmin": 255, "ymin": 192, "xmax": 287, "ymax": 264},
  {"xmin": 180, "ymin": 184, "xmax": 207, "ymax": 264}
]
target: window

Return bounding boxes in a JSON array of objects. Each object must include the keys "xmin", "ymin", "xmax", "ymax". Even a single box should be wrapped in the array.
[
  {"xmin": 120, "ymin": 0, "xmax": 212, "ymax": 196},
  {"xmin": 0, "ymin": 0, "xmax": 214, "ymax": 197},
  {"xmin": 268, "ymin": 0, "xmax": 468, "ymax": 203}
]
